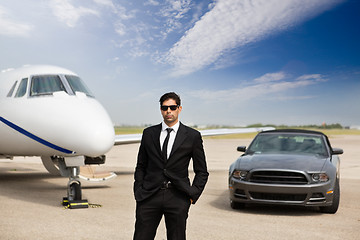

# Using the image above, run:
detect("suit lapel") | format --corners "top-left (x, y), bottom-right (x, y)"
top-left (151, 123), bottom-right (162, 157)
top-left (169, 122), bottom-right (187, 159)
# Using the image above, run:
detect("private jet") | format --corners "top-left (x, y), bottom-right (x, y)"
top-left (0, 65), bottom-right (274, 208)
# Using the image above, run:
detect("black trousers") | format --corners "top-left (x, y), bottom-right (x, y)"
top-left (133, 187), bottom-right (191, 240)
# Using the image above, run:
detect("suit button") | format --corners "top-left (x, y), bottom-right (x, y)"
top-left (164, 169), bottom-right (167, 174)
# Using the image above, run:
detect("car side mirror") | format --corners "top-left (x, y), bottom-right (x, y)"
top-left (237, 146), bottom-right (246, 152)
top-left (332, 148), bottom-right (343, 155)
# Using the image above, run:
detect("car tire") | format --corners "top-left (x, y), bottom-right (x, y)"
top-left (230, 200), bottom-right (245, 209)
top-left (320, 179), bottom-right (340, 214)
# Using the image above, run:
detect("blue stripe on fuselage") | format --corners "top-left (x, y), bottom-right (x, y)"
top-left (0, 116), bottom-right (75, 154)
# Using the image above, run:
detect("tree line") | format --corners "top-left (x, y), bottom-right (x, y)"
top-left (246, 123), bottom-right (344, 129)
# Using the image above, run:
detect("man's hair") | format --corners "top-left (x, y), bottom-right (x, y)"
top-left (159, 92), bottom-right (181, 106)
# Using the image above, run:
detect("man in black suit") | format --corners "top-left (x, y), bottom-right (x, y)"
top-left (133, 92), bottom-right (209, 240)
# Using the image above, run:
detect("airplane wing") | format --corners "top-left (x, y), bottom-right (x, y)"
top-left (114, 127), bottom-right (275, 145)
top-left (199, 127), bottom-right (275, 136)
top-left (114, 134), bottom-right (143, 145)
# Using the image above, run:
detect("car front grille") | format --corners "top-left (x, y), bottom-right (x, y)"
top-left (249, 170), bottom-right (308, 184)
top-left (249, 192), bottom-right (307, 201)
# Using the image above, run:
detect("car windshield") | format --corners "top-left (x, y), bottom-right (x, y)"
top-left (247, 133), bottom-right (328, 157)
top-left (65, 75), bottom-right (94, 97)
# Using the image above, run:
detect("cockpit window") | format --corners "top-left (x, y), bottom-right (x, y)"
top-left (15, 78), bottom-right (28, 98)
top-left (30, 75), bottom-right (66, 96)
top-left (65, 75), bottom-right (94, 97)
top-left (7, 81), bottom-right (18, 97)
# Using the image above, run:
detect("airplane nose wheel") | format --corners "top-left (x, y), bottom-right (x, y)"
top-left (68, 180), bottom-right (82, 201)
top-left (62, 166), bottom-right (89, 209)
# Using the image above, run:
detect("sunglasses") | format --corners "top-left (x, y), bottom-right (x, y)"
top-left (161, 105), bottom-right (179, 111)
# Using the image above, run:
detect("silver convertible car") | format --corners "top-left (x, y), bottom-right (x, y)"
top-left (228, 129), bottom-right (343, 213)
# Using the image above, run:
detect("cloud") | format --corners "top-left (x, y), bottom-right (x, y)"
top-left (296, 74), bottom-right (327, 82)
top-left (107, 1), bottom-right (206, 60)
top-left (0, 6), bottom-right (33, 37)
top-left (254, 72), bottom-right (287, 83)
top-left (114, 21), bottom-right (127, 36)
top-left (164, 0), bottom-right (343, 76)
top-left (49, 0), bottom-right (100, 27)
top-left (157, 0), bottom-right (192, 38)
top-left (145, 0), bottom-right (160, 6)
top-left (189, 72), bottom-right (325, 102)
top-left (93, 0), bottom-right (116, 10)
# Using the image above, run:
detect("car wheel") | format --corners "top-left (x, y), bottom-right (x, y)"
top-left (320, 179), bottom-right (340, 214)
top-left (230, 200), bottom-right (245, 209)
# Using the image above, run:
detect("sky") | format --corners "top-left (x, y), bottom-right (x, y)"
top-left (0, 0), bottom-right (359, 127)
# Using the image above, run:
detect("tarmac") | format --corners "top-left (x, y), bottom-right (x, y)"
top-left (0, 135), bottom-right (359, 240)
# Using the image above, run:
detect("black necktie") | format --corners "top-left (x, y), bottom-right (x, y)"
top-left (162, 128), bottom-right (173, 160)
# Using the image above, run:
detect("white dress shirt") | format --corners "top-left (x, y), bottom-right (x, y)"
top-left (160, 121), bottom-right (179, 159)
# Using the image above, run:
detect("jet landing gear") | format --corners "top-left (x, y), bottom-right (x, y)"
top-left (62, 166), bottom-right (89, 209)
top-left (53, 155), bottom-right (108, 209)
top-left (56, 157), bottom-right (89, 209)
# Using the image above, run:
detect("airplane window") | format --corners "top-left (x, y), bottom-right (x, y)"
top-left (65, 75), bottom-right (94, 97)
top-left (7, 81), bottom-right (18, 97)
top-left (30, 75), bottom-right (67, 96)
top-left (15, 78), bottom-right (28, 98)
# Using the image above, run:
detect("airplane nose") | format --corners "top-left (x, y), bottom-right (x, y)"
top-left (12, 95), bottom-right (115, 157)
top-left (81, 117), bottom-right (115, 157)
top-left (75, 101), bottom-right (115, 157)
top-left (52, 96), bottom-right (115, 157)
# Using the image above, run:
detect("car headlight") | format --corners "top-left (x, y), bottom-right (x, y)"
top-left (312, 173), bottom-right (329, 182)
top-left (232, 170), bottom-right (248, 180)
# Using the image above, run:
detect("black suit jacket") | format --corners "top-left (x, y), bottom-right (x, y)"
top-left (134, 122), bottom-right (209, 204)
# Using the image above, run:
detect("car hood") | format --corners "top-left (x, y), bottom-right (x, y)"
top-left (236, 154), bottom-right (328, 172)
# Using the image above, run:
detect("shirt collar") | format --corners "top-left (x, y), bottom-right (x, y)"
top-left (162, 121), bottom-right (180, 133)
